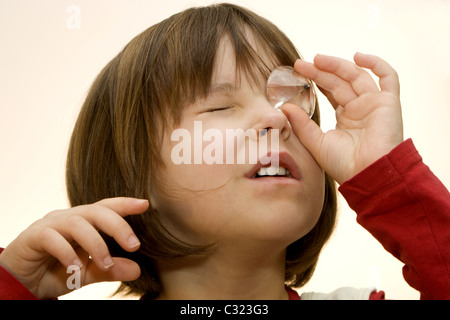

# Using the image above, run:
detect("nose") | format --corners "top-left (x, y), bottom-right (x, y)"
top-left (251, 98), bottom-right (291, 142)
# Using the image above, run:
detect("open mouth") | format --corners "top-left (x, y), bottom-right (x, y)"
top-left (246, 152), bottom-right (301, 181)
top-left (252, 165), bottom-right (293, 178)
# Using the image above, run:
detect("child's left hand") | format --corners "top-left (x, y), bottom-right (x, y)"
top-left (282, 52), bottom-right (404, 184)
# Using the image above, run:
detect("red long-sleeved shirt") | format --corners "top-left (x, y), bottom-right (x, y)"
top-left (339, 138), bottom-right (450, 299)
top-left (1, 139), bottom-right (449, 299)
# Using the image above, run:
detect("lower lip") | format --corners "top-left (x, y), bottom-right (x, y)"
top-left (246, 176), bottom-right (302, 187)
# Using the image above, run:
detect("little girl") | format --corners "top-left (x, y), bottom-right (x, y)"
top-left (0, 3), bottom-right (449, 300)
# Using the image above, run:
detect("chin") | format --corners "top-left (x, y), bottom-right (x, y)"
top-left (234, 200), bottom-right (322, 245)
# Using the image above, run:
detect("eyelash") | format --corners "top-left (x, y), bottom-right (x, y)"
top-left (207, 105), bottom-right (233, 112)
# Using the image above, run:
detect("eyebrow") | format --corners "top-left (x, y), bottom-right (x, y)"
top-left (209, 83), bottom-right (238, 95)
top-left (207, 77), bottom-right (265, 99)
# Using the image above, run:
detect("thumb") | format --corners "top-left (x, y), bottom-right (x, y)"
top-left (281, 103), bottom-right (324, 162)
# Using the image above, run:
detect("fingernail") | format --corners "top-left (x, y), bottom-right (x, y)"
top-left (72, 258), bottom-right (83, 269)
top-left (104, 256), bottom-right (115, 269)
top-left (128, 235), bottom-right (140, 248)
top-left (135, 199), bottom-right (148, 205)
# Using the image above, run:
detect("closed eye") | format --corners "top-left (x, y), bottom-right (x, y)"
top-left (206, 106), bottom-right (233, 112)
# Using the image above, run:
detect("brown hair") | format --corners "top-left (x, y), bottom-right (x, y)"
top-left (66, 3), bottom-right (337, 298)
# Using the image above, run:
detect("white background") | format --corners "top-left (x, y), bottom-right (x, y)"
top-left (1, 0), bottom-right (449, 299)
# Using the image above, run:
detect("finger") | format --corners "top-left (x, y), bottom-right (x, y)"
top-left (30, 227), bottom-right (83, 269)
top-left (281, 103), bottom-right (324, 163)
top-left (58, 215), bottom-right (115, 270)
top-left (316, 85), bottom-right (340, 109)
top-left (96, 197), bottom-right (149, 217)
top-left (294, 59), bottom-right (358, 108)
top-left (313, 54), bottom-right (380, 95)
top-left (71, 203), bottom-right (141, 252)
top-left (353, 52), bottom-right (400, 96)
top-left (83, 257), bottom-right (141, 286)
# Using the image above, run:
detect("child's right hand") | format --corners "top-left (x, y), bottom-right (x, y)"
top-left (0, 197), bottom-right (148, 299)
top-left (283, 53), bottom-right (403, 185)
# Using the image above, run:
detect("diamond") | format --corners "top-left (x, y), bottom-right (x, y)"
top-left (266, 66), bottom-right (316, 118)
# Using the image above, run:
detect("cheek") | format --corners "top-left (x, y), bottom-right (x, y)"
top-left (153, 140), bottom-right (237, 242)
top-left (303, 173), bottom-right (326, 231)
top-left (164, 124), bottom-right (248, 191)
top-left (300, 155), bottom-right (326, 225)
top-left (163, 162), bottom-right (233, 192)
top-left (150, 171), bottom-right (237, 245)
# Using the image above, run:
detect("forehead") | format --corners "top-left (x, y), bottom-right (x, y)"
top-left (211, 31), bottom-right (279, 94)
top-left (211, 37), bottom-right (237, 84)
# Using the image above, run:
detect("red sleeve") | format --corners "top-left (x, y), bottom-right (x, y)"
top-left (0, 247), bottom-right (38, 300)
top-left (339, 139), bottom-right (450, 300)
top-left (369, 290), bottom-right (386, 300)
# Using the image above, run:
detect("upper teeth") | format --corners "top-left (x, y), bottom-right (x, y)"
top-left (255, 166), bottom-right (290, 177)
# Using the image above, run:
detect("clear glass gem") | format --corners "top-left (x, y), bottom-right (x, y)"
top-left (266, 66), bottom-right (316, 117)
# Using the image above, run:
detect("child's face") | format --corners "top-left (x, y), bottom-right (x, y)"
top-left (150, 36), bottom-right (325, 250)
